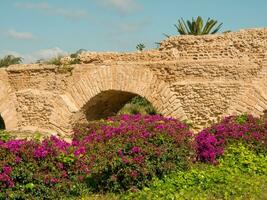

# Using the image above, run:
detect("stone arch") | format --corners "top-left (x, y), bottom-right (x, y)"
top-left (64, 65), bottom-right (187, 126)
top-left (0, 79), bottom-right (18, 130)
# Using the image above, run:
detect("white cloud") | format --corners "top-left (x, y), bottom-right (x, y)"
top-left (0, 47), bottom-right (68, 64)
top-left (7, 30), bottom-right (36, 40)
top-left (14, 2), bottom-right (88, 19)
top-left (101, 0), bottom-right (142, 14)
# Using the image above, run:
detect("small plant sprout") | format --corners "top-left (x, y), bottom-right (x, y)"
top-left (136, 43), bottom-right (146, 51)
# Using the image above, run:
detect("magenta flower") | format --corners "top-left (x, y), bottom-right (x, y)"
top-left (131, 146), bottom-right (142, 154)
top-left (15, 156), bottom-right (22, 164)
top-left (74, 146), bottom-right (86, 157)
top-left (3, 166), bottom-right (12, 174)
top-left (34, 145), bottom-right (49, 159)
top-left (130, 170), bottom-right (138, 179)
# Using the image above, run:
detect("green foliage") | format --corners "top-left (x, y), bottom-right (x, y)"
top-left (44, 56), bottom-right (63, 66)
top-left (0, 55), bottom-right (23, 68)
top-left (123, 143), bottom-right (267, 200)
top-left (235, 113), bottom-right (248, 124)
top-left (69, 49), bottom-right (86, 65)
top-left (70, 49), bottom-right (86, 58)
top-left (57, 153), bottom-right (75, 166)
top-left (36, 49), bottom-right (86, 65)
top-left (118, 96), bottom-right (157, 115)
top-left (25, 182), bottom-right (35, 191)
top-left (0, 130), bottom-right (14, 142)
top-left (31, 132), bottom-right (43, 142)
top-left (175, 16), bottom-right (223, 35)
top-left (130, 96), bottom-right (149, 106)
top-left (136, 43), bottom-right (145, 51)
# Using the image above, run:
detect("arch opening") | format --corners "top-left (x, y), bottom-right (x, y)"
top-left (73, 90), bottom-right (157, 124)
top-left (0, 114), bottom-right (5, 130)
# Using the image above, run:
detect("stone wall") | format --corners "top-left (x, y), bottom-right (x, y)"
top-left (0, 28), bottom-right (266, 135)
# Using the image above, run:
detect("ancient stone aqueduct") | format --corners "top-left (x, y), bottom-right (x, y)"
top-left (0, 28), bottom-right (266, 136)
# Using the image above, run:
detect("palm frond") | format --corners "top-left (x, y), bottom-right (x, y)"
top-left (174, 16), bottom-right (223, 35)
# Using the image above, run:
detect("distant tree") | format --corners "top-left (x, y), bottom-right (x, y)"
top-left (175, 16), bottom-right (223, 35)
top-left (136, 43), bottom-right (145, 51)
top-left (68, 49), bottom-right (87, 65)
top-left (70, 49), bottom-right (87, 58)
top-left (36, 59), bottom-right (45, 64)
top-left (0, 55), bottom-right (23, 68)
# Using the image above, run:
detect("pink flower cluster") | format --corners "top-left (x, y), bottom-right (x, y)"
top-left (0, 166), bottom-right (14, 188)
top-left (196, 114), bottom-right (267, 163)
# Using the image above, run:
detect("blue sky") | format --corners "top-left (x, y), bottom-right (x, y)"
top-left (1, 0), bottom-right (267, 63)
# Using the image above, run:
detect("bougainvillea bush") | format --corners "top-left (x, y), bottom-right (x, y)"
top-left (72, 114), bottom-right (194, 192)
top-left (196, 114), bottom-right (267, 163)
top-left (0, 114), bottom-right (194, 199)
top-left (0, 135), bottom-right (89, 199)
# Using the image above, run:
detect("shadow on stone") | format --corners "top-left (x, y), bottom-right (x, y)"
top-left (0, 114), bottom-right (5, 130)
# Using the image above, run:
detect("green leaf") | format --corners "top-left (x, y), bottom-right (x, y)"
top-left (25, 183), bottom-right (35, 190)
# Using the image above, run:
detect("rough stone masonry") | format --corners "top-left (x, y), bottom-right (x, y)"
top-left (0, 28), bottom-right (266, 136)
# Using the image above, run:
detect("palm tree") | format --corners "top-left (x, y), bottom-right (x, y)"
top-left (0, 55), bottom-right (23, 68)
top-left (175, 16), bottom-right (223, 35)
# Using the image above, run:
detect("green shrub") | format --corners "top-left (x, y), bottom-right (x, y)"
top-left (123, 143), bottom-right (267, 200)
top-left (0, 130), bottom-right (14, 142)
top-left (0, 55), bottom-right (22, 68)
top-left (118, 96), bottom-right (157, 115)
top-left (45, 56), bottom-right (63, 65)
